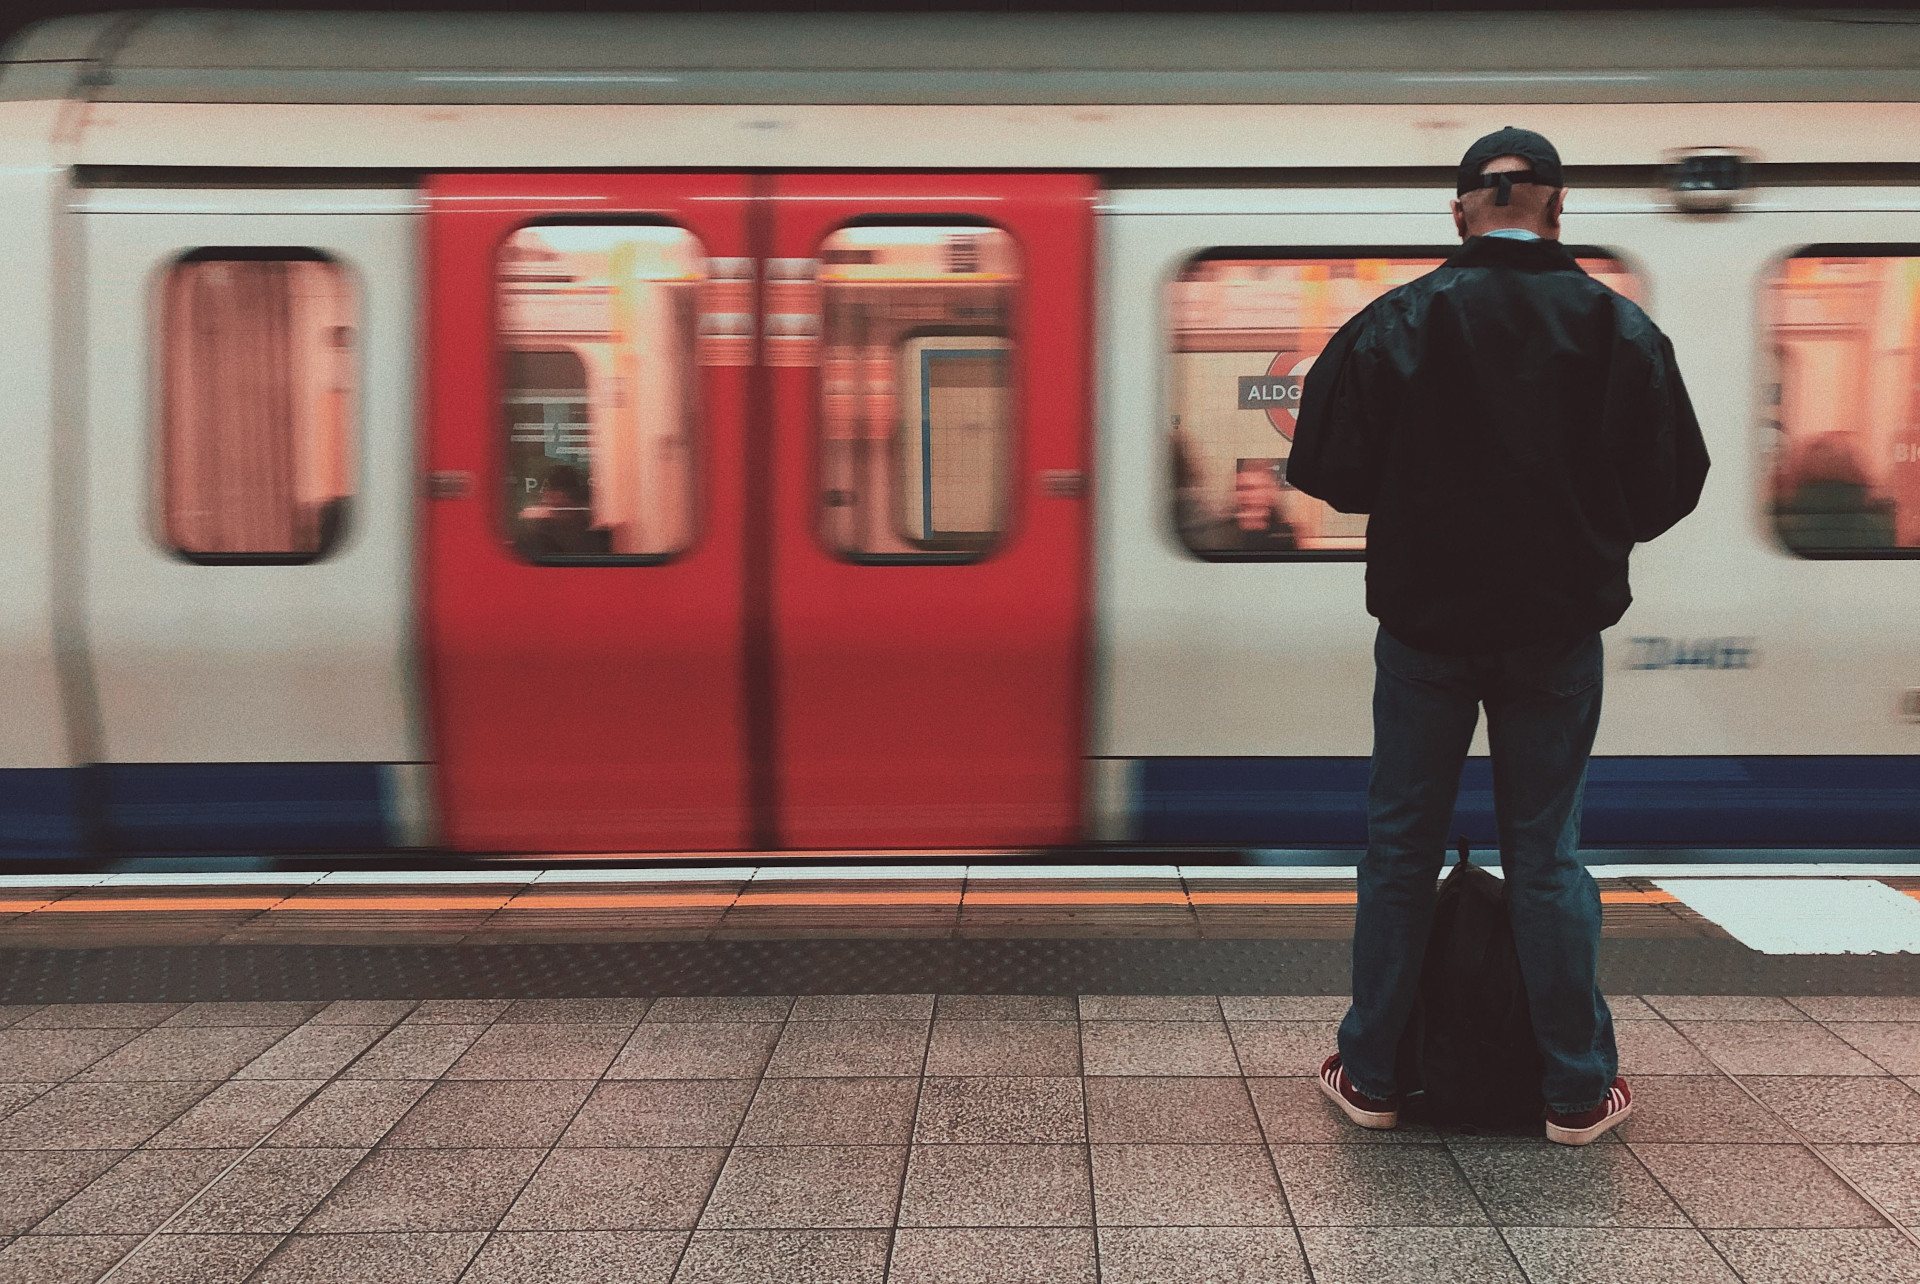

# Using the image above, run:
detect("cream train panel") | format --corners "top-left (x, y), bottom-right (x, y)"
top-left (1093, 188), bottom-right (1920, 766)
top-left (0, 101), bottom-right (77, 773)
top-left (69, 101), bottom-right (1920, 172)
top-left (78, 191), bottom-right (422, 767)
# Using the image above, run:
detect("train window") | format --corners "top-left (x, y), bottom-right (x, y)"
top-left (1767, 249), bottom-right (1920, 557)
top-left (499, 222), bottom-right (703, 564)
top-left (1167, 249), bottom-right (1643, 559)
top-left (161, 250), bottom-right (356, 563)
top-left (818, 224), bottom-right (1016, 562)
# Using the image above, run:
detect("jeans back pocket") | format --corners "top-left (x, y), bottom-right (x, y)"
top-left (1500, 633), bottom-right (1603, 699)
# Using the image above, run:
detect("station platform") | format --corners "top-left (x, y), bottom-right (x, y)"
top-left (0, 861), bottom-right (1917, 1283)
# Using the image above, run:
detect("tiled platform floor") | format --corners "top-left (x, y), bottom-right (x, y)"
top-left (0, 994), bottom-right (1917, 1283)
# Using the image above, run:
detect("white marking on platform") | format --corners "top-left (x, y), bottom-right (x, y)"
top-left (533, 867), bottom-right (757, 883)
top-left (102, 871), bottom-right (325, 886)
top-left (0, 874), bottom-right (111, 887)
top-left (1656, 879), bottom-right (1920, 955)
top-left (751, 865), bottom-right (969, 881)
top-left (313, 870), bottom-right (537, 885)
top-left (1591, 864), bottom-right (1920, 879)
top-left (966, 865), bottom-right (1182, 880)
top-left (1179, 866), bottom-right (1361, 880)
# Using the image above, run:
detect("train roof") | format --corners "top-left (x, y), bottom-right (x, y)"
top-left (7, 9), bottom-right (1920, 105)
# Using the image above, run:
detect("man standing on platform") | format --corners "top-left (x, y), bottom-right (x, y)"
top-left (1287, 127), bottom-right (1709, 1145)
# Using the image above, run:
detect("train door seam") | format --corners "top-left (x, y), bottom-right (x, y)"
top-left (745, 171), bottom-right (782, 851)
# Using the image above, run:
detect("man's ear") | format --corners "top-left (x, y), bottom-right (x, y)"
top-left (1451, 198), bottom-right (1469, 240)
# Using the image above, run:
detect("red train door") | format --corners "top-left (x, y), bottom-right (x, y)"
top-left (423, 174), bottom-right (755, 851)
top-left (766, 174), bottom-right (1095, 849)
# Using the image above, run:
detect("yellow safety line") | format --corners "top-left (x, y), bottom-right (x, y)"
top-left (274, 896), bottom-right (514, 912)
top-left (1600, 889), bottom-right (1680, 905)
top-left (499, 892), bottom-right (739, 910)
top-left (735, 890), bottom-right (959, 907)
top-left (1190, 890), bottom-right (1354, 906)
top-left (964, 889), bottom-right (1190, 906)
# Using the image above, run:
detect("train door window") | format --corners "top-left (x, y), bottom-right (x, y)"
top-left (1167, 249), bottom-right (1643, 559)
top-left (1766, 249), bottom-right (1920, 556)
top-left (160, 249), bottom-right (356, 562)
top-left (818, 224), bottom-right (1016, 561)
top-left (499, 222), bottom-right (703, 564)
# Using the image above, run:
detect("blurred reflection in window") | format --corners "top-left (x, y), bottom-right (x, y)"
top-left (1168, 251), bottom-right (1642, 559)
top-left (819, 225), bottom-right (1016, 561)
top-left (499, 223), bottom-right (703, 563)
top-left (1767, 251), bottom-right (1920, 556)
top-left (162, 251), bottom-right (355, 561)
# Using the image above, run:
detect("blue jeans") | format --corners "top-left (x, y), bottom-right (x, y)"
top-left (1337, 626), bottom-right (1618, 1114)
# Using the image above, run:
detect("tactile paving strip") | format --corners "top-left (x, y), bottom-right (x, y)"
top-left (1, 938), bottom-right (1916, 1004)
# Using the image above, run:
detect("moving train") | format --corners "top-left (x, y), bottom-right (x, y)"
top-left (5, 9), bottom-right (1920, 862)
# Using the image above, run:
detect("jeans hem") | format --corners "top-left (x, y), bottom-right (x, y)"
top-left (1351, 1074), bottom-right (1397, 1105)
top-left (1344, 1068), bottom-right (1398, 1102)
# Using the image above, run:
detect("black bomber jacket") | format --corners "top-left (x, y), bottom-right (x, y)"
top-left (1287, 234), bottom-right (1710, 655)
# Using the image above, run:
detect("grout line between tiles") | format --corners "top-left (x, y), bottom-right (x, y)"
top-left (93, 1106), bottom-right (321, 1283)
top-left (17, 1082), bottom-right (219, 1261)
top-left (880, 1012), bottom-right (936, 1281)
top-left (706, 880), bottom-right (761, 941)
top-left (1780, 996), bottom-right (1825, 1023)
top-left (1230, 1006), bottom-right (1317, 1284)
top-left (1078, 999), bottom-right (1102, 1284)
top-left (1785, 1007), bottom-right (1919, 1078)
top-left (668, 1006), bottom-right (787, 1279)
top-left (460, 1016), bottom-right (628, 1278)
top-left (1614, 1014), bottom-right (1755, 1284)
top-left (253, 1003), bottom-right (509, 1269)
top-left (1662, 1017), bottom-right (1920, 1258)
top-left (1436, 1119), bottom-right (1529, 1281)
top-left (87, 1010), bottom-right (413, 1283)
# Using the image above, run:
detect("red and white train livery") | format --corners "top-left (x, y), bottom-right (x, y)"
top-left (4, 10), bottom-right (1920, 860)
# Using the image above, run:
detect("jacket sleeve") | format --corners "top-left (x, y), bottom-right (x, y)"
top-left (1287, 309), bottom-right (1392, 514)
top-left (1611, 325), bottom-right (1710, 543)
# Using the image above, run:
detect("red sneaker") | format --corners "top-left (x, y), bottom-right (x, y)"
top-left (1545, 1078), bottom-right (1633, 1146)
top-left (1317, 1054), bottom-right (1399, 1130)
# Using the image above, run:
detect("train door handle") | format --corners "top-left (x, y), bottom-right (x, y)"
top-left (1039, 469), bottom-right (1085, 498)
top-left (427, 470), bottom-right (473, 500)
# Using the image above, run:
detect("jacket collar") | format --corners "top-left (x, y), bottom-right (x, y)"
top-left (1444, 235), bottom-right (1586, 273)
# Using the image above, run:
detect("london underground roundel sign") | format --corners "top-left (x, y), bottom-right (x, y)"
top-left (1236, 352), bottom-right (1317, 440)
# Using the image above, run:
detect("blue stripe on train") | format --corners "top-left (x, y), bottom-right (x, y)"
top-left (10, 756), bottom-right (1920, 858)
top-left (96, 763), bottom-right (387, 854)
top-left (0, 768), bottom-right (90, 857)
top-left (1137, 756), bottom-right (1920, 848)
top-left (0, 763), bottom-right (388, 859)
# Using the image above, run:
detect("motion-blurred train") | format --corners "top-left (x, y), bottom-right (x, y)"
top-left (5, 9), bottom-right (1920, 861)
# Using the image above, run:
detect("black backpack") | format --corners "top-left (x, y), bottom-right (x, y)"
top-left (1395, 841), bottom-right (1545, 1130)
